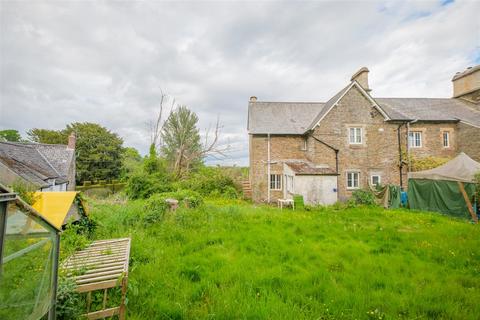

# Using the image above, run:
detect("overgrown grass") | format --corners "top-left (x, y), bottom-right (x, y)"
top-left (78, 199), bottom-right (480, 319)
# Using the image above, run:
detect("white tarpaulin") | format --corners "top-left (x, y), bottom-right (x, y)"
top-left (408, 152), bottom-right (480, 183)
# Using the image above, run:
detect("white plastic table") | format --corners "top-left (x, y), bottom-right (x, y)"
top-left (277, 199), bottom-right (295, 210)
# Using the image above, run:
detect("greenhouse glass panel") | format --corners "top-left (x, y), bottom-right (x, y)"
top-left (0, 201), bottom-right (57, 320)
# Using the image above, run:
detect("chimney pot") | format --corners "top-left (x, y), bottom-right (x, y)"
top-left (67, 132), bottom-right (76, 149)
top-left (351, 67), bottom-right (371, 92)
top-left (250, 96), bottom-right (258, 102)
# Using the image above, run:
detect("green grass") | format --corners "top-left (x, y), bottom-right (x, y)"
top-left (76, 199), bottom-right (480, 319)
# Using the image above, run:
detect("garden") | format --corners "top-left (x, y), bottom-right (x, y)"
top-left (58, 193), bottom-right (480, 319)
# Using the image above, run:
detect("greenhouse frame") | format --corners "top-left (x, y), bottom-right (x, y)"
top-left (0, 184), bottom-right (61, 320)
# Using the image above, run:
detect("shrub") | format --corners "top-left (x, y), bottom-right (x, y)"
top-left (143, 193), bottom-right (169, 225)
top-left (351, 189), bottom-right (377, 206)
top-left (222, 186), bottom-right (238, 199)
top-left (177, 166), bottom-right (239, 196)
top-left (56, 276), bottom-right (83, 320)
top-left (125, 172), bottom-right (173, 200)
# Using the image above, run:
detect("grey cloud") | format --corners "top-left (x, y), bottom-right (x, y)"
top-left (1, 0), bottom-right (479, 166)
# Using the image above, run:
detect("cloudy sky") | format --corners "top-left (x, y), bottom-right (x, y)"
top-left (1, 0), bottom-right (479, 165)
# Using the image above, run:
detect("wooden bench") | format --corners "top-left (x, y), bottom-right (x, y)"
top-left (63, 238), bottom-right (131, 320)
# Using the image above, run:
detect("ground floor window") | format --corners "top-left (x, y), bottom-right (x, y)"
top-left (347, 171), bottom-right (360, 189)
top-left (270, 174), bottom-right (282, 190)
top-left (371, 174), bottom-right (381, 186)
top-left (443, 131), bottom-right (450, 148)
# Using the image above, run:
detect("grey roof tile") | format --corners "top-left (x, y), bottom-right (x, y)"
top-left (376, 98), bottom-right (480, 125)
top-left (0, 142), bottom-right (73, 187)
top-left (248, 101), bottom-right (325, 134)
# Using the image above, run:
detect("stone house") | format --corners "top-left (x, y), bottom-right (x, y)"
top-left (0, 133), bottom-right (76, 191)
top-left (248, 65), bottom-right (480, 204)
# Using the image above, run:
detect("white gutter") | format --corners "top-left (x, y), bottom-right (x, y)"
top-left (267, 133), bottom-right (271, 203)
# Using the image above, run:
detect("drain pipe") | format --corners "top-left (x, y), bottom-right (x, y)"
top-left (406, 119), bottom-right (418, 173)
top-left (267, 133), bottom-right (271, 203)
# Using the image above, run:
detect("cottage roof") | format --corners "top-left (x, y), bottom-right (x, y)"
top-left (376, 98), bottom-right (480, 125)
top-left (248, 101), bottom-right (325, 134)
top-left (285, 161), bottom-right (337, 175)
top-left (248, 85), bottom-right (480, 135)
top-left (0, 142), bottom-right (73, 187)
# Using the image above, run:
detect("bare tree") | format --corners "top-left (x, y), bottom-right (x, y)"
top-left (148, 90), bottom-right (175, 153)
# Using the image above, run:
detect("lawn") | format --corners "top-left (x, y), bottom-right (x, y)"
top-left (76, 199), bottom-right (480, 319)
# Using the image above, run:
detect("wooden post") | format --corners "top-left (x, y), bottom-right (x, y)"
top-left (119, 275), bottom-right (128, 320)
top-left (458, 181), bottom-right (478, 223)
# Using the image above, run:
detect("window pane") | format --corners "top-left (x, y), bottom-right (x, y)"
top-left (349, 128), bottom-right (355, 143)
top-left (0, 203), bottom-right (55, 320)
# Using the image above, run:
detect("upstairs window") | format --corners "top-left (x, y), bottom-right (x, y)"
top-left (270, 174), bottom-right (282, 190)
top-left (347, 171), bottom-right (360, 189)
top-left (408, 131), bottom-right (422, 148)
top-left (349, 127), bottom-right (362, 144)
top-left (443, 131), bottom-right (450, 148)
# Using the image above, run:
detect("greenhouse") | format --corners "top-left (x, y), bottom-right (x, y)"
top-left (0, 184), bottom-right (61, 320)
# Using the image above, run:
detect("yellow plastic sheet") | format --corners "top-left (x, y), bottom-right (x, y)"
top-left (32, 192), bottom-right (78, 229)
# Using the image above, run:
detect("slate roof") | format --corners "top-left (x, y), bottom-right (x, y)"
top-left (248, 84), bottom-right (480, 134)
top-left (376, 98), bottom-right (480, 125)
top-left (0, 142), bottom-right (73, 188)
top-left (285, 161), bottom-right (337, 175)
top-left (248, 101), bottom-right (325, 134)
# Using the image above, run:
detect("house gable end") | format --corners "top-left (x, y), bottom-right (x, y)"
top-left (309, 81), bottom-right (390, 131)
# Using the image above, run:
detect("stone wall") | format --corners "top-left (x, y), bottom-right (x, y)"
top-left (457, 122), bottom-right (480, 162)
top-left (249, 85), bottom-right (480, 203)
top-left (249, 134), bottom-right (310, 202)
top-left (311, 85), bottom-right (401, 200)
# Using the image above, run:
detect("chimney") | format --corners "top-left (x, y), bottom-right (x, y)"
top-left (351, 67), bottom-right (371, 92)
top-left (452, 65), bottom-right (480, 101)
top-left (67, 132), bottom-right (76, 149)
top-left (249, 96), bottom-right (257, 102)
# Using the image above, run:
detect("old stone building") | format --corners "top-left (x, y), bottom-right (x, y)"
top-left (0, 133), bottom-right (76, 191)
top-left (248, 65), bottom-right (480, 204)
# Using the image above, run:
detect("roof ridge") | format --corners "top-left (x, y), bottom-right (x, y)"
top-left (35, 147), bottom-right (63, 177)
top-left (251, 101), bottom-right (326, 104)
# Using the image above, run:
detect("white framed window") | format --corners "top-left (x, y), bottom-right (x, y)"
top-left (286, 175), bottom-right (294, 193)
top-left (443, 131), bottom-right (450, 148)
top-left (270, 174), bottom-right (282, 190)
top-left (371, 174), bottom-right (381, 186)
top-left (349, 127), bottom-right (362, 144)
top-left (347, 171), bottom-right (360, 189)
top-left (408, 131), bottom-right (422, 148)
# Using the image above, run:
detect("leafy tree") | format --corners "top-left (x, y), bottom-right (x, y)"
top-left (27, 128), bottom-right (68, 144)
top-left (161, 106), bottom-right (202, 177)
top-left (65, 123), bottom-right (124, 183)
top-left (0, 129), bottom-right (22, 142)
top-left (144, 144), bottom-right (161, 174)
top-left (120, 147), bottom-right (143, 179)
